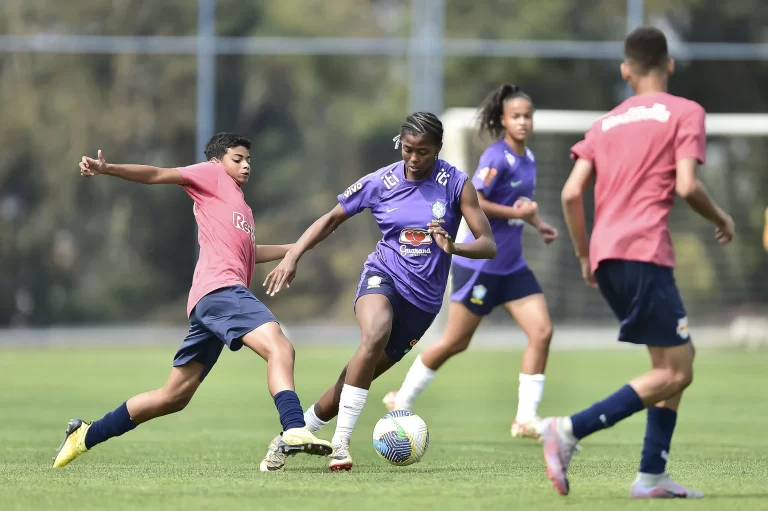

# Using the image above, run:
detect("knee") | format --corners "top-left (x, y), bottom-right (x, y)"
top-left (360, 320), bottom-right (391, 353)
top-left (161, 385), bottom-right (196, 413)
top-left (442, 335), bottom-right (472, 357)
top-left (264, 334), bottom-right (296, 362)
top-left (667, 367), bottom-right (693, 393)
top-left (530, 323), bottom-right (553, 347)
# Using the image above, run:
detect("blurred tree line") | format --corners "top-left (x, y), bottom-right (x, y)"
top-left (0, 0), bottom-right (766, 326)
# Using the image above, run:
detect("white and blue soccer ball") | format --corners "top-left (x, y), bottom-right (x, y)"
top-left (372, 410), bottom-right (429, 466)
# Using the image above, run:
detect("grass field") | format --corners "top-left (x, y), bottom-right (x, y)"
top-left (1, 345), bottom-right (767, 510)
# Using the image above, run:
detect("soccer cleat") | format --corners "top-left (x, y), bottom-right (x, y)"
top-left (511, 417), bottom-right (541, 440)
top-left (52, 418), bottom-right (91, 468)
top-left (539, 417), bottom-right (581, 496)
top-left (277, 427), bottom-right (333, 457)
top-left (630, 473), bottom-right (705, 499)
top-left (259, 434), bottom-right (288, 472)
top-left (383, 391), bottom-right (399, 412)
top-left (328, 437), bottom-right (353, 472)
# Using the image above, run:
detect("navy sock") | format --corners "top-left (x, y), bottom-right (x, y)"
top-left (570, 384), bottom-right (645, 440)
top-left (274, 390), bottom-right (305, 432)
top-left (639, 406), bottom-right (677, 474)
top-left (84, 401), bottom-right (137, 450)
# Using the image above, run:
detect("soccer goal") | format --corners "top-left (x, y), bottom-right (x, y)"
top-left (424, 108), bottom-right (768, 349)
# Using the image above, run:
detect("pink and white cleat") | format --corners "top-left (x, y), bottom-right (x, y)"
top-left (382, 391), bottom-right (398, 412)
top-left (539, 417), bottom-right (580, 496)
top-left (630, 473), bottom-right (704, 499)
top-left (511, 417), bottom-right (541, 440)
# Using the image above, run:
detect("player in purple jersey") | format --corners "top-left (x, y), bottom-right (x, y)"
top-left (384, 84), bottom-right (559, 439)
top-left (258, 112), bottom-right (496, 471)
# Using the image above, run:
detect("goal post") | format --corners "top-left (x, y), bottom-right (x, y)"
top-left (423, 108), bottom-right (768, 348)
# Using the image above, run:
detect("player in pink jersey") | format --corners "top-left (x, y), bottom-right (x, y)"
top-left (52, 133), bottom-right (332, 469)
top-left (538, 28), bottom-right (734, 498)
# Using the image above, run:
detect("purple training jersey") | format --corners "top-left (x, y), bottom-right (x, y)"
top-left (453, 139), bottom-right (537, 275)
top-left (338, 160), bottom-right (468, 314)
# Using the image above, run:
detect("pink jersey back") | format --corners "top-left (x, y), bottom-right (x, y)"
top-left (176, 162), bottom-right (256, 316)
top-left (570, 92), bottom-right (706, 272)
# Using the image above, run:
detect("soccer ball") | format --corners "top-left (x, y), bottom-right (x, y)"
top-left (372, 410), bottom-right (429, 466)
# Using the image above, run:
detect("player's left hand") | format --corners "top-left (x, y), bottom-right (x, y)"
top-left (537, 222), bottom-right (558, 244)
top-left (428, 221), bottom-right (456, 255)
top-left (579, 256), bottom-right (597, 288)
top-left (263, 257), bottom-right (298, 296)
top-left (79, 150), bottom-right (108, 176)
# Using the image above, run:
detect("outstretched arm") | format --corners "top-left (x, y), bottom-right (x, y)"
top-left (255, 245), bottom-right (294, 264)
top-left (263, 204), bottom-right (350, 295)
top-left (79, 150), bottom-right (187, 185)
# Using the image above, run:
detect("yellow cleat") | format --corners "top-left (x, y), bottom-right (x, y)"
top-left (278, 427), bottom-right (333, 457)
top-left (52, 418), bottom-right (91, 468)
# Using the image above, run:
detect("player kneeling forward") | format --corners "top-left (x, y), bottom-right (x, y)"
top-left (52, 133), bottom-right (331, 469)
top-left (259, 112), bottom-right (496, 471)
top-left (384, 84), bottom-right (558, 439)
top-left (540, 27), bottom-right (734, 499)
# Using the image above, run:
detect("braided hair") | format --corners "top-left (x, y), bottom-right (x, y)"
top-left (393, 112), bottom-right (444, 150)
top-left (476, 84), bottom-right (533, 139)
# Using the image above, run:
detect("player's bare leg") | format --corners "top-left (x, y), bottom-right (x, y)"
top-left (540, 342), bottom-right (697, 496)
top-left (53, 362), bottom-right (204, 468)
top-left (242, 322), bottom-right (332, 461)
top-left (504, 294), bottom-right (553, 439)
top-left (386, 302), bottom-right (482, 412)
top-left (629, 342), bottom-right (702, 498)
top-left (260, 352), bottom-right (394, 472)
top-left (321, 294), bottom-right (395, 471)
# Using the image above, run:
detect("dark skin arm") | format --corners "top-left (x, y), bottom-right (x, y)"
top-left (428, 180), bottom-right (496, 259)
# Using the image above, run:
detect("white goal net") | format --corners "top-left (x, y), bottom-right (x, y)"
top-left (425, 108), bottom-right (768, 348)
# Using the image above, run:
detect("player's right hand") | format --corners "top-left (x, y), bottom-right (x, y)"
top-left (79, 150), bottom-right (108, 176)
top-left (715, 215), bottom-right (734, 245)
top-left (579, 257), bottom-right (597, 288)
top-left (513, 199), bottom-right (538, 221)
top-left (263, 257), bottom-right (297, 296)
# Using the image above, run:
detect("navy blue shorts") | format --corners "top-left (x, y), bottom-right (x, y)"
top-left (449, 264), bottom-right (543, 316)
top-left (174, 285), bottom-right (277, 381)
top-left (355, 270), bottom-right (437, 362)
top-left (595, 260), bottom-right (690, 347)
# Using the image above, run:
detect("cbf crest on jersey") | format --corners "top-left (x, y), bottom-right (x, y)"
top-left (431, 200), bottom-right (446, 222)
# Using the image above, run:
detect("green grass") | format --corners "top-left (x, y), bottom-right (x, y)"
top-left (1, 345), bottom-right (767, 510)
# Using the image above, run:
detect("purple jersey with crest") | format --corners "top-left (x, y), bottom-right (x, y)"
top-left (338, 160), bottom-right (468, 314)
top-left (453, 139), bottom-right (537, 275)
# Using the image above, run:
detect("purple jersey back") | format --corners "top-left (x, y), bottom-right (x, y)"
top-left (453, 139), bottom-right (536, 275)
top-left (338, 160), bottom-right (468, 314)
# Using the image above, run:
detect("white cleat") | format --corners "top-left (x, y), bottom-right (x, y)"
top-left (328, 438), bottom-right (353, 472)
top-left (630, 473), bottom-right (705, 499)
top-left (511, 417), bottom-right (541, 440)
top-left (383, 391), bottom-right (399, 412)
top-left (259, 435), bottom-right (287, 472)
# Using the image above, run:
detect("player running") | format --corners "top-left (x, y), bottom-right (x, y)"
top-left (259, 112), bottom-right (497, 471)
top-left (383, 84), bottom-right (557, 440)
top-left (52, 133), bottom-right (332, 468)
top-left (539, 27), bottom-right (734, 498)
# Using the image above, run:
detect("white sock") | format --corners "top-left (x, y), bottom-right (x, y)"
top-left (394, 355), bottom-right (437, 411)
top-left (332, 384), bottom-right (368, 444)
top-left (516, 373), bottom-right (546, 422)
top-left (303, 404), bottom-right (328, 433)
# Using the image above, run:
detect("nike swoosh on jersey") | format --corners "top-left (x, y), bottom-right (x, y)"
top-left (510, 180), bottom-right (523, 187)
top-left (386, 207), bottom-right (399, 213)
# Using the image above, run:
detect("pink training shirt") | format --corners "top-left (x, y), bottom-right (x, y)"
top-left (176, 162), bottom-right (256, 316)
top-left (570, 92), bottom-right (706, 273)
